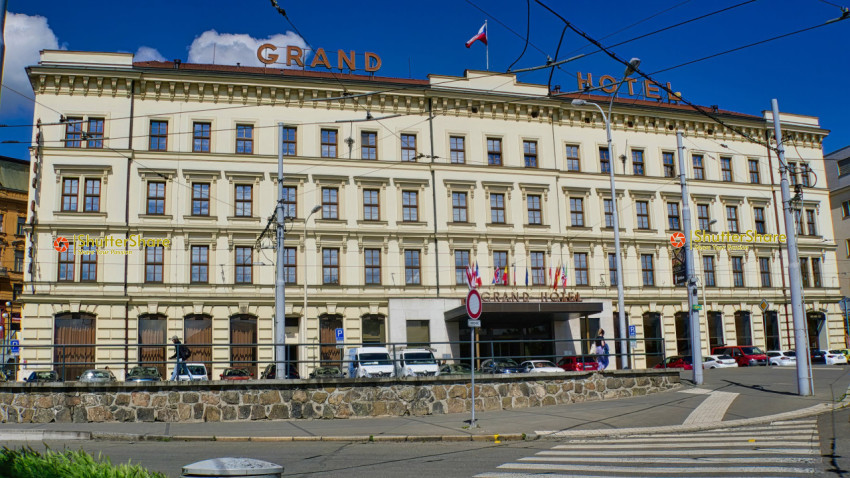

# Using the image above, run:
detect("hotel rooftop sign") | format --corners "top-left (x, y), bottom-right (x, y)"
top-left (257, 44), bottom-right (382, 72)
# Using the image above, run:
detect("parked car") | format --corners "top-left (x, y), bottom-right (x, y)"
top-left (77, 369), bottom-right (117, 383)
top-left (654, 356), bottom-right (694, 370)
top-left (220, 367), bottom-right (253, 380)
top-left (348, 347), bottom-right (394, 378)
top-left (766, 351), bottom-right (796, 367)
top-left (308, 366), bottom-right (344, 379)
top-left (520, 360), bottom-right (563, 373)
top-left (556, 355), bottom-right (599, 372)
top-left (439, 363), bottom-right (472, 375)
top-left (24, 370), bottom-right (61, 383)
top-left (703, 354), bottom-right (738, 369)
top-left (811, 350), bottom-right (848, 365)
top-left (711, 345), bottom-right (768, 367)
top-left (829, 350), bottom-right (850, 363)
top-left (175, 363), bottom-right (209, 381)
top-left (394, 348), bottom-right (440, 377)
top-left (125, 366), bottom-right (163, 382)
top-left (260, 363), bottom-right (301, 379)
top-left (479, 358), bottom-right (525, 374)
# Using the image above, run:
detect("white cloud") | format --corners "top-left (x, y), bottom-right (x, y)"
top-left (1, 13), bottom-right (60, 116)
top-left (187, 30), bottom-right (308, 68)
top-left (135, 46), bottom-right (166, 62)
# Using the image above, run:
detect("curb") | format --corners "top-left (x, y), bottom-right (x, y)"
top-left (88, 432), bottom-right (531, 443)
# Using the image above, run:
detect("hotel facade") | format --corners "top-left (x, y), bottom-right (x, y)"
top-left (18, 50), bottom-right (845, 380)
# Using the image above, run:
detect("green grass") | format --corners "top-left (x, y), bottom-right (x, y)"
top-left (0, 446), bottom-right (166, 478)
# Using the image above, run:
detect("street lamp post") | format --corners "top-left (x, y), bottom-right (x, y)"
top-left (571, 57), bottom-right (640, 370)
top-left (302, 205), bottom-right (321, 376)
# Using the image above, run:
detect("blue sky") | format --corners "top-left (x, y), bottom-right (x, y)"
top-left (2, 0), bottom-right (848, 159)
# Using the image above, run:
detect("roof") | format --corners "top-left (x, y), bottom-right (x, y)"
top-left (825, 145), bottom-right (850, 159)
top-left (0, 156), bottom-right (30, 192)
top-left (556, 92), bottom-right (761, 120)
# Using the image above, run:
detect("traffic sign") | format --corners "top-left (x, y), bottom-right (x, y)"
top-left (468, 319), bottom-right (481, 328)
top-left (839, 297), bottom-right (850, 313)
top-left (759, 299), bottom-right (770, 313)
top-left (335, 328), bottom-right (344, 342)
top-left (10, 339), bottom-right (19, 354)
top-left (628, 325), bottom-right (636, 337)
top-left (692, 304), bottom-right (703, 311)
top-left (466, 289), bottom-right (482, 320)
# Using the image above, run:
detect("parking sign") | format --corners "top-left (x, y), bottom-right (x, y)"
top-left (10, 339), bottom-right (19, 354)
top-left (335, 328), bottom-right (344, 342)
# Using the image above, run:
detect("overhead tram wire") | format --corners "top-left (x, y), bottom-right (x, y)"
top-left (507, 0), bottom-right (532, 72)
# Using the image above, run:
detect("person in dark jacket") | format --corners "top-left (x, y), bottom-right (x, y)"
top-left (168, 336), bottom-right (191, 380)
top-left (594, 329), bottom-right (609, 370)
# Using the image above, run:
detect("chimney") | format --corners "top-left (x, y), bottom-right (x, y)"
top-left (173, 59), bottom-right (182, 69)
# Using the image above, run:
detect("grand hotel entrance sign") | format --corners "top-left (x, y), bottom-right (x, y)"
top-left (480, 290), bottom-right (582, 303)
top-left (257, 44), bottom-right (382, 72)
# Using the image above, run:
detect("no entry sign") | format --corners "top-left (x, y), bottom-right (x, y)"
top-left (466, 289), bottom-right (482, 320)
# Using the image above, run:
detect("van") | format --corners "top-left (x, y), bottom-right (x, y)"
top-left (347, 347), bottom-right (394, 378)
top-left (394, 348), bottom-right (440, 377)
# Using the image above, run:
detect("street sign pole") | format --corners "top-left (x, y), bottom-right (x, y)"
top-left (465, 289), bottom-right (482, 428)
top-left (841, 297), bottom-right (850, 347)
top-left (677, 131), bottom-right (703, 385)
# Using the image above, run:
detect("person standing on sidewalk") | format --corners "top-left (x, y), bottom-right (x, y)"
top-left (169, 336), bottom-right (191, 380)
top-left (595, 329), bottom-right (609, 370)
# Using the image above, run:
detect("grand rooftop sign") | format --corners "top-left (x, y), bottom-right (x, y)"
top-left (257, 44), bottom-right (382, 72)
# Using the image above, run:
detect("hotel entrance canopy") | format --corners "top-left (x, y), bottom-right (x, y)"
top-left (444, 301), bottom-right (604, 321)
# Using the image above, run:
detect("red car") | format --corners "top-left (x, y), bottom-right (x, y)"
top-left (557, 355), bottom-right (600, 372)
top-left (712, 345), bottom-right (767, 367)
top-left (219, 367), bottom-right (253, 380)
top-left (654, 356), bottom-right (694, 370)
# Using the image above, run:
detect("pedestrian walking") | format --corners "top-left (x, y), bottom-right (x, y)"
top-left (169, 336), bottom-right (191, 381)
top-left (595, 329), bottom-right (609, 370)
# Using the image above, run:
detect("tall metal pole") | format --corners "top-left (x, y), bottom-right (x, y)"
top-left (0, 0), bottom-right (7, 110)
top-left (275, 123), bottom-right (287, 378)
top-left (470, 329), bottom-right (476, 426)
top-left (677, 131), bottom-right (703, 385)
top-left (770, 99), bottom-right (811, 396)
top-left (604, 106), bottom-right (627, 371)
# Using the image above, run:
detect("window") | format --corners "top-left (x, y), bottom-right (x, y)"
top-left (693, 154), bottom-right (704, 180)
top-left (847, 239), bottom-right (850, 258)
top-left (801, 164), bottom-right (811, 187)
top-left (401, 134), bottom-right (416, 162)
top-left (800, 257), bottom-right (810, 287)
top-left (842, 200), bottom-right (850, 218)
top-left (365, 248), bottom-right (381, 285)
top-left (812, 258), bottom-right (822, 288)
top-left (749, 159), bottom-right (760, 184)
top-left (574, 253), bottom-right (588, 286)
top-left (703, 256), bottom-right (716, 287)
top-left (566, 145), bottom-right (580, 171)
top-left (192, 183), bottom-right (210, 216)
top-left (362, 315), bottom-right (386, 344)
top-left (282, 126), bottom-right (296, 156)
top-left (58, 242), bottom-right (75, 281)
top-left (663, 152), bottom-right (675, 178)
top-left (641, 254), bottom-right (655, 286)
top-left (235, 124), bottom-right (253, 154)
top-left (84, 118), bottom-right (104, 149)
top-left (14, 249), bottom-right (24, 273)
top-left (487, 138), bottom-right (502, 166)
top-left (146, 182), bottom-right (165, 215)
top-left (192, 122), bottom-right (211, 152)
top-left (493, 251), bottom-right (508, 285)
top-left (16, 217), bottom-right (25, 236)
top-left (64, 117), bottom-right (83, 148)
top-left (145, 246), bottom-right (163, 283)
top-left (600, 147), bottom-right (610, 173)
top-left (608, 253), bottom-right (617, 286)
top-left (789, 163), bottom-right (798, 186)
top-left (405, 250), bottom-right (421, 285)
top-left (805, 209), bottom-right (817, 236)
top-left (82, 179), bottom-right (101, 212)
top-left (720, 157), bottom-right (732, 182)
top-left (726, 206), bottom-right (739, 233)
top-left (452, 192), bottom-right (467, 223)
top-left (322, 187), bottom-right (338, 219)
top-left (282, 186), bottom-right (296, 219)
top-left (570, 197), bottom-right (584, 227)
top-left (667, 202), bottom-right (680, 230)
top-left (323, 248), bottom-right (339, 284)
top-left (79, 245), bottom-right (96, 280)
top-left (283, 247), bottom-right (296, 284)
top-left (455, 250), bottom-right (470, 285)
top-left (149, 120), bottom-right (167, 151)
top-left (450, 136), bottom-right (465, 164)
top-left (363, 189), bottom-right (380, 221)
top-left (406, 320), bottom-right (430, 347)
top-left (759, 257), bottom-right (771, 287)
top-left (235, 246), bottom-right (252, 284)
top-left (632, 150), bottom-right (645, 175)
top-left (754, 207), bottom-right (766, 234)
top-left (603, 199), bottom-right (614, 228)
top-left (321, 129), bottom-right (338, 158)
top-left (62, 178), bottom-right (79, 211)
top-left (635, 201), bottom-right (650, 229)
top-left (531, 251), bottom-right (545, 285)
top-left (732, 256), bottom-right (744, 287)
top-left (191, 245), bottom-right (209, 283)
top-left (361, 131), bottom-right (377, 160)
top-left (234, 185), bottom-right (252, 217)
top-left (402, 191), bottom-right (418, 222)
top-left (697, 204), bottom-right (711, 230)
top-left (12, 283), bottom-right (21, 301)
top-left (523, 140), bottom-right (538, 168)
top-left (490, 193), bottom-right (505, 223)
top-left (528, 195), bottom-right (542, 225)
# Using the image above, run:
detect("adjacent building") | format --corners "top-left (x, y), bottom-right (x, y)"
top-left (18, 49), bottom-right (845, 380)
top-left (826, 145), bottom-right (850, 345)
top-left (0, 155), bottom-right (28, 375)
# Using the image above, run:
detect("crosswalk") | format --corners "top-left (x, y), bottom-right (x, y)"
top-left (475, 419), bottom-right (822, 477)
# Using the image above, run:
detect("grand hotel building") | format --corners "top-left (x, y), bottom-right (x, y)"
top-left (17, 50), bottom-right (844, 379)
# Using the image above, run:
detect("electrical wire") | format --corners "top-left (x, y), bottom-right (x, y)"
top-left (507, 0), bottom-right (532, 72)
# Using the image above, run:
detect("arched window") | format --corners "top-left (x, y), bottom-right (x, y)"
top-left (675, 312), bottom-right (690, 356)
top-left (54, 312), bottom-right (96, 381)
top-left (642, 312), bottom-right (663, 368)
top-left (807, 311), bottom-right (826, 350)
top-left (361, 314), bottom-right (386, 344)
top-left (138, 313), bottom-right (167, 377)
top-left (707, 312), bottom-right (724, 349)
top-left (230, 314), bottom-right (258, 376)
top-left (734, 311), bottom-right (752, 345)
top-left (184, 314), bottom-right (212, 379)
top-left (319, 314), bottom-right (343, 367)
top-left (763, 311), bottom-right (780, 351)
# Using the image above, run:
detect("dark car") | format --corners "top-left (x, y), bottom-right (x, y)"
top-left (654, 356), bottom-right (694, 370)
top-left (479, 358), bottom-right (525, 374)
top-left (260, 363), bottom-right (301, 380)
top-left (308, 366), bottom-right (344, 379)
top-left (24, 370), bottom-right (62, 383)
top-left (557, 355), bottom-right (600, 372)
top-left (439, 363), bottom-right (472, 375)
top-left (126, 366), bottom-right (162, 382)
top-left (220, 367), bottom-right (253, 381)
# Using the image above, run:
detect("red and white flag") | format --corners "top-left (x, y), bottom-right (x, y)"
top-left (465, 23), bottom-right (488, 48)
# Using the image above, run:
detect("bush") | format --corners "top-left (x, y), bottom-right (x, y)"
top-left (0, 446), bottom-right (166, 478)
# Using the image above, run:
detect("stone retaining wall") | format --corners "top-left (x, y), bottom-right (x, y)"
top-left (0, 370), bottom-right (679, 424)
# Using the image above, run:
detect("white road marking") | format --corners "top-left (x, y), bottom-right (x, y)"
top-left (683, 390), bottom-right (739, 424)
top-left (496, 463), bottom-right (817, 474)
top-left (522, 456), bottom-right (819, 464)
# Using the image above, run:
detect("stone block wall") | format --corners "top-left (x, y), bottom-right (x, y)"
top-left (0, 370), bottom-right (679, 424)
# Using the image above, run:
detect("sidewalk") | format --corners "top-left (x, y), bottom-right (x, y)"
top-left (2, 366), bottom-right (847, 442)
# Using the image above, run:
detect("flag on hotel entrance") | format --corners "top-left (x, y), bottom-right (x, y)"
top-left (465, 22), bottom-right (488, 48)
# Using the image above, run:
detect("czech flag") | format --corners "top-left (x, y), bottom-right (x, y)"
top-left (465, 23), bottom-right (488, 48)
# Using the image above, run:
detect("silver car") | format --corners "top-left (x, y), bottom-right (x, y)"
top-left (77, 369), bottom-right (117, 383)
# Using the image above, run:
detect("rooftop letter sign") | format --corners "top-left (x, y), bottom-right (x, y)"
top-left (257, 44), bottom-right (382, 72)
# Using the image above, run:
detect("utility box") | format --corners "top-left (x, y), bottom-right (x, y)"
top-left (182, 458), bottom-right (283, 478)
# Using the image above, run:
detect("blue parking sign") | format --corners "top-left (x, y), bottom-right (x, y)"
top-left (10, 339), bottom-right (19, 354)
top-left (628, 325), bottom-right (636, 337)
top-left (335, 328), bottom-right (344, 342)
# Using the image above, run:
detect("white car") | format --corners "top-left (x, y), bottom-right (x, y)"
top-left (702, 354), bottom-right (738, 369)
top-left (823, 351), bottom-right (848, 365)
top-left (766, 350), bottom-right (796, 367)
top-left (176, 363), bottom-right (208, 381)
top-left (520, 360), bottom-right (564, 373)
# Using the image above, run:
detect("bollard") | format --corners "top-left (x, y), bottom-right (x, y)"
top-left (182, 457), bottom-right (284, 478)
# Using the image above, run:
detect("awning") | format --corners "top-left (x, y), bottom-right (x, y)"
top-left (445, 301), bottom-right (604, 322)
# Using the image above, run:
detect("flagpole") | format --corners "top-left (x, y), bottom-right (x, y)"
top-left (485, 20), bottom-right (489, 71)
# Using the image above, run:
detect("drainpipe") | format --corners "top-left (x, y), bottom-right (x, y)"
top-left (428, 98), bottom-right (440, 297)
top-left (765, 134), bottom-right (791, 350)
top-left (124, 79), bottom-right (136, 376)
